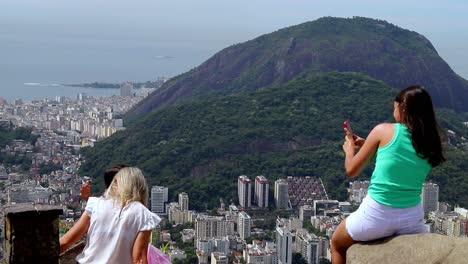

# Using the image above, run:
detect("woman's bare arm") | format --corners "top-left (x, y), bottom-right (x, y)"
top-left (59, 212), bottom-right (91, 253)
top-left (343, 124), bottom-right (389, 177)
top-left (132, 230), bottom-right (151, 264)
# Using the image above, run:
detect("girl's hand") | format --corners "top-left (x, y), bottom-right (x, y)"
top-left (343, 134), bottom-right (358, 155)
top-left (344, 127), bottom-right (365, 150)
top-left (80, 180), bottom-right (91, 201)
top-left (354, 136), bottom-right (365, 149)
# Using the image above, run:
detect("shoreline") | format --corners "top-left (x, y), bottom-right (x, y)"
top-left (62, 82), bottom-right (120, 89)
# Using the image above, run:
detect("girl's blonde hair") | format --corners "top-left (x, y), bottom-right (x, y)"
top-left (107, 167), bottom-right (149, 208)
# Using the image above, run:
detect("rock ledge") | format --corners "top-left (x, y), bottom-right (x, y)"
top-left (347, 234), bottom-right (468, 264)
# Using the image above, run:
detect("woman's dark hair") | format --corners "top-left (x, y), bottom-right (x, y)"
top-left (104, 164), bottom-right (129, 188)
top-left (395, 85), bottom-right (446, 167)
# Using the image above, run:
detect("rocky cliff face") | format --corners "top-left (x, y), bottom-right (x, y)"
top-left (126, 16), bottom-right (468, 122)
top-left (347, 234), bottom-right (468, 264)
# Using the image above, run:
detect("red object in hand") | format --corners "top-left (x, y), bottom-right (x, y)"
top-left (343, 120), bottom-right (357, 140)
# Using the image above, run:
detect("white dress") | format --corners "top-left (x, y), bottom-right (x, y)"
top-left (76, 197), bottom-right (161, 264)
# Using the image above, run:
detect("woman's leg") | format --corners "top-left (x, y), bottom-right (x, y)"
top-left (331, 218), bottom-right (355, 264)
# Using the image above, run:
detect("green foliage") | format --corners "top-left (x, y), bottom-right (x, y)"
top-left (13, 127), bottom-right (40, 144)
top-left (0, 127), bottom-right (39, 148)
top-left (0, 154), bottom-right (31, 170)
top-left (80, 72), bottom-right (468, 210)
top-left (0, 128), bottom-right (14, 147)
top-left (39, 161), bottom-right (62, 175)
top-left (319, 258), bottom-right (332, 264)
top-left (292, 253), bottom-right (308, 264)
top-left (304, 221), bottom-right (327, 238)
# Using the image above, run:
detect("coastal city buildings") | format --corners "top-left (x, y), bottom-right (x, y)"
top-left (299, 205), bottom-right (314, 221)
top-left (238, 211), bottom-right (251, 240)
top-left (285, 176), bottom-right (328, 209)
top-left (179, 192), bottom-right (189, 211)
top-left (243, 241), bottom-right (278, 264)
top-left (276, 219), bottom-right (293, 264)
top-left (313, 200), bottom-right (340, 217)
top-left (151, 185), bottom-right (169, 214)
top-left (274, 179), bottom-right (289, 209)
top-left (348, 180), bottom-right (369, 204)
top-left (296, 232), bottom-right (320, 264)
top-left (254, 175), bottom-right (269, 208)
top-left (211, 252), bottom-right (228, 264)
top-left (168, 192), bottom-right (193, 224)
top-left (422, 182), bottom-right (439, 214)
top-left (238, 175), bottom-right (252, 208)
top-left (0, 94), bottom-right (143, 141)
top-left (195, 215), bottom-right (235, 240)
top-left (120, 81), bottom-right (134, 97)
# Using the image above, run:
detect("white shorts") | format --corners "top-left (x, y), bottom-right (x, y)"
top-left (346, 195), bottom-right (427, 241)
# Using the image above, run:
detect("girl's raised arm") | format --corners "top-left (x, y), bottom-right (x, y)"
top-left (59, 212), bottom-right (91, 253)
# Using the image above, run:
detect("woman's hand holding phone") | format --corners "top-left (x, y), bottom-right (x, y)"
top-left (343, 120), bottom-right (365, 151)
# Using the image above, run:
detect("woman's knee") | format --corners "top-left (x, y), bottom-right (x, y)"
top-left (331, 220), bottom-right (354, 251)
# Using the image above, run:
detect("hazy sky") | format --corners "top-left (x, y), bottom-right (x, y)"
top-left (1, 0), bottom-right (467, 81)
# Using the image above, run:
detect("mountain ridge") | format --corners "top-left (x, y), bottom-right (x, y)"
top-left (126, 16), bottom-right (468, 123)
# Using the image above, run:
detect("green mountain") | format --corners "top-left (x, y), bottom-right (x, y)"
top-left (80, 72), bottom-right (468, 209)
top-left (126, 16), bottom-right (468, 123)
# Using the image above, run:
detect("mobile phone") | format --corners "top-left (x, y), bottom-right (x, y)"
top-left (343, 120), bottom-right (353, 135)
top-left (343, 120), bottom-right (358, 140)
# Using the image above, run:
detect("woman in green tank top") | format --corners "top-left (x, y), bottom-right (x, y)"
top-left (331, 86), bottom-right (445, 264)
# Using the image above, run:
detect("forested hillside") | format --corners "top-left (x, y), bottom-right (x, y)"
top-left (80, 72), bottom-right (468, 209)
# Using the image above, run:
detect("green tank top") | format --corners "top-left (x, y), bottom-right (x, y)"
top-left (368, 123), bottom-right (431, 208)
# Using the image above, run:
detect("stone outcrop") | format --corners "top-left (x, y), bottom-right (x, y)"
top-left (3, 203), bottom-right (63, 264)
top-left (60, 241), bottom-right (85, 264)
top-left (347, 233), bottom-right (468, 264)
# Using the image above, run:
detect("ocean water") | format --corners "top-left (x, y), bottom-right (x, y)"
top-left (0, 52), bottom-right (209, 103)
top-left (0, 29), bottom-right (220, 103)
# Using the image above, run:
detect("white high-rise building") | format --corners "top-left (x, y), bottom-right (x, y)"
top-left (255, 175), bottom-right (269, 208)
top-left (195, 215), bottom-right (235, 240)
top-left (179, 192), bottom-right (189, 211)
top-left (296, 232), bottom-right (320, 264)
top-left (151, 186), bottom-right (168, 214)
top-left (299, 205), bottom-right (314, 222)
top-left (211, 252), bottom-right (228, 264)
top-left (313, 200), bottom-right (340, 216)
top-left (120, 81), bottom-right (133, 97)
top-left (238, 211), bottom-right (251, 240)
top-left (243, 241), bottom-right (278, 264)
top-left (276, 225), bottom-right (292, 264)
top-left (238, 175), bottom-right (252, 208)
top-left (422, 182), bottom-right (439, 214)
top-left (274, 179), bottom-right (289, 209)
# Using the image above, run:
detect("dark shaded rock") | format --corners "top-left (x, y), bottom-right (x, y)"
top-left (347, 234), bottom-right (468, 264)
top-left (3, 203), bottom-right (63, 264)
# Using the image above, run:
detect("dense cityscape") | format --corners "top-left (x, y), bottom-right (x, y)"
top-left (0, 83), bottom-right (151, 258)
top-left (2, 0), bottom-right (468, 261)
top-left (0, 83), bottom-right (466, 263)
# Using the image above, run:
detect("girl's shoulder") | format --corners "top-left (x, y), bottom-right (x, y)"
top-left (126, 201), bottom-right (151, 213)
top-left (371, 123), bottom-right (397, 147)
top-left (374, 123), bottom-right (395, 131)
top-left (125, 202), bottom-right (162, 227)
top-left (369, 123), bottom-right (395, 138)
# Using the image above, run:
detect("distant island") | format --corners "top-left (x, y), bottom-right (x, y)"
top-left (64, 79), bottom-right (167, 89)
